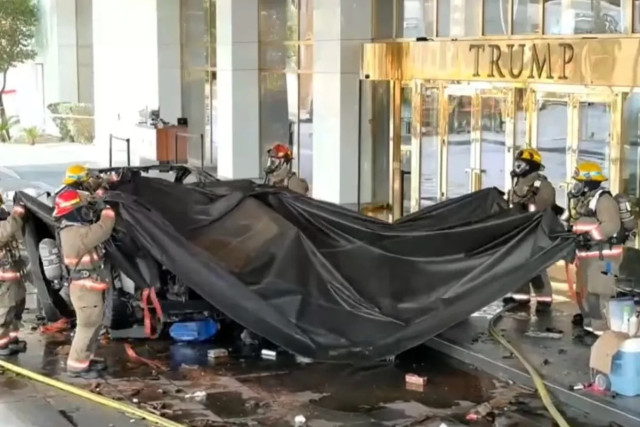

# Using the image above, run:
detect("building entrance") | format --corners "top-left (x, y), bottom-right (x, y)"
top-left (393, 83), bottom-right (621, 221)
top-left (531, 90), bottom-right (618, 209)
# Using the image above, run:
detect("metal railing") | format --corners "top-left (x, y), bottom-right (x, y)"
top-left (108, 134), bottom-right (131, 167)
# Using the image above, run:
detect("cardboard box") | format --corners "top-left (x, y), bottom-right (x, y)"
top-left (589, 330), bottom-right (629, 374)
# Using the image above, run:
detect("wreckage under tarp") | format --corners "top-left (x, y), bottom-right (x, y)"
top-left (18, 176), bottom-right (575, 360)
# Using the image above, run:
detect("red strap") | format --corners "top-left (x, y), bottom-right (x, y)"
top-left (565, 260), bottom-right (585, 303)
top-left (40, 318), bottom-right (70, 334)
top-left (124, 343), bottom-right (168, 371)
top-left (142, 287), bottom-right (164, 339)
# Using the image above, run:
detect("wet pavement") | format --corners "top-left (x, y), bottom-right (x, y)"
top-left (0, 310), bottom-right (606, 427)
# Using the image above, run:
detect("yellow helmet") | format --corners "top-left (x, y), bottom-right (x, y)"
top-left (515, 148), bottom-right (543, 165)
top-left (573, 161), bottom-right (607, 182)
top-left (63, 164), bottom-right (90, 185)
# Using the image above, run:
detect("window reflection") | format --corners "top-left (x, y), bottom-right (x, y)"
top-left (446, 95), bottom-right (472, 198)
top-left (421, 87), bottom-right (439, 206)
top-left (258, 0), bottom-right (314, 183)
top-left (622, 93), bottom-right (640, 224)
top-left (513, 0), bottom-right (541, 34)
top-left (402, 0), bottom-right (436, 38)
top-left (484, 0), bottom-right (509, 35)
top-left (536, 98), bottom-right (569, 208)
top-left (437, 0), bottom-right (481, 37)
top-left (577, 102), bottom-right (611, 179)
top-left (480, 97), bottom-right (506, 190)
top-left (544, 0), bottom-right (629, 34)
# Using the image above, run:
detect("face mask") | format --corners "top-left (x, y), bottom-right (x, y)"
top-left (264, 156), bottom-right (280, 174)
top-left (511, 159), bottom-right (529, 178)
top-left (568, 181), bottom-right (585, 198)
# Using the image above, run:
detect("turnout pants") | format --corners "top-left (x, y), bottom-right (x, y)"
top-left (67, 283), bottom-right (105, 372)
top-left (0, 279), bottom-right (26, 347)
top-left (576, 255), bottom-right (621, 332)
top-left (508, 271), bottom-right (553, 303)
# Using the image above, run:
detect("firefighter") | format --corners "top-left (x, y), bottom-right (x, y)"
top-left (0, 200), bottom-right (27, 356)
top-left (53, 188), bottom-right (116, 378)
top-left (59, 164), bottom-right (108, 199)
top-left (503, 148), bottom-right (556, 311)
top-left (264, 143), bottom-right (310, 195)
top-left (569, 161), bottom-right (622, 336)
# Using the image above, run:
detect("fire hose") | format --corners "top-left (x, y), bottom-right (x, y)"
top-left (488, 303), bottom-right (571, 427)
top-left (0, 358), bottom-right (185, 427)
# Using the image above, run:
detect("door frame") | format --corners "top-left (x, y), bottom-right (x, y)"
top-left (442, 85), bottom-right (515, 196)
top-left (529, 89), bottom-right (623, 200)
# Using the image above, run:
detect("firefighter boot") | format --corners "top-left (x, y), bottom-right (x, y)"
top-left (8, 335), bottom-right (27, 353)
top-left (532, 272), bottom-right (553, 314)
top-left (583, 293), bottom-right (607, 336)
top-left (503, 283), bottom-right (531, 307)
top-left (67, 366), bottom-right (101, 379)
top-left (90, 357), bottom-right (107, 371)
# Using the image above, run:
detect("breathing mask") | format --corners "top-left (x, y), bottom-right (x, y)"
top-left (264, 155), bottom-right (282, 175)
top-left (568, 180), bottom-right (601, 199)
top-left (510, 159), bottom-right (530, 178)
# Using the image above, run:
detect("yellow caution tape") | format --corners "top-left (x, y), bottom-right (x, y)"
top-left (0, 359), bottom-right (185, 427)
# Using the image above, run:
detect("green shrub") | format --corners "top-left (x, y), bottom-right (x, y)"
top-left (0, 115), bottom-right (19, 142)
top-left (47, 102), bottom-right (73, 140)
top-left (46, 102), bottom-right (95, 143)
top-left (67, 103), bottom-right (94, 143)
top-left (22, 126), bottom-right (41, 145)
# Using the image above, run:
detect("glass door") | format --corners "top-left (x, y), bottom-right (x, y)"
top-left (576, 98), bottom-right (612, 180)
top-left (444, 86), bottom-right (474, 199)
top-left (533, 93), bottom-right (571, 208)
top-left (532, 91), bottom-right (615, 209)
top-left (478, 90), bottom-right (513, 192)
top-left (406, 82), bottom-right (441, 213)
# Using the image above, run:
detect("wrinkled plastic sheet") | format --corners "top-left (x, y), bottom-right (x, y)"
top-left (18, 177), bottom-right (575, 360)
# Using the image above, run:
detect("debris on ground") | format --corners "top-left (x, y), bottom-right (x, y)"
top-left (55, 345), bottom-right (71, 356)
top-left (207, 348), bottom-right (229, 362)
top-left (185, 391), bottom-right (207, 402)
top-left (294, 414), bottom-right (306, 426)
top-left (465, 402), bottom-right (493, 422)
top-left (405, 373), bottom-right (428, 391)
top-left (260, 349), bottom-right (277, 360)
top-left (524, 330), bottom-right (563, 339)
top-left (142, 401), bottom-right (174, 417)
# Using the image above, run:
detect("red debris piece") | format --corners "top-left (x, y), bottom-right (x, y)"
top-left (405, 373), bottom-right (428, 385)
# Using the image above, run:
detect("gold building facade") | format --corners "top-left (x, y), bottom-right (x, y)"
top-left (358, 0), bottom-right (640, 227)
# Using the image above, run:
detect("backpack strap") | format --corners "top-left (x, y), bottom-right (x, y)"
top-left (587, 189), bottom-right (609, 212)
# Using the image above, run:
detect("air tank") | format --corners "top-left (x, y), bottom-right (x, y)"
top-left (38, 238), bottom-right (62, 281)
top-left (614, 193), bottom-right (637, 234)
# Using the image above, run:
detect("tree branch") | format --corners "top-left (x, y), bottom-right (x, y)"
top-left (0, 69), bottom-right (7, 96)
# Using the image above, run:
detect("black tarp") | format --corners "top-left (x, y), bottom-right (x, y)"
top-left (18, 177), bottom-right (575, 360)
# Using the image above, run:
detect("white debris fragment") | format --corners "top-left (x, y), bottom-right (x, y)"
top-left (185, 390), bottom-right (208, 401)
top-left (294, 414), bottom-right (306, 426)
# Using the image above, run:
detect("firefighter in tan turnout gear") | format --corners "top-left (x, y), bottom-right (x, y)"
top-left (0, 197), bottom-right (27, 357)
top-left (53, 188), bottom-right (116, 378)
top-left (503, 148), bottom-right (556, 311)
top-left (264, 143), bottom-right (310, 195)
top-left (569, 161), bottom-right (631, 336)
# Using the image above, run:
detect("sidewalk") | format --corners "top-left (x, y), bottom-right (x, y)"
top-left (0, 142), bottom-right (129, 168)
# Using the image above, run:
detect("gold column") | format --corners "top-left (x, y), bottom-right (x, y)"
top-left (438, 85), bottom-right (449, 200)
top-left (390, 80), bottom-right (403, 221)
top-left (610, 92), bottom-right (627, 195)
top-left (526, 89), bottom-right (537, 148)
top-left (567, 94), bottom-right (580, 188)
top-left (470, 94), bottom-right (482, 191)
top-left (410, 81), bottom-right (423, 213)
top-left (502, 89), bottom-right (516, 190)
